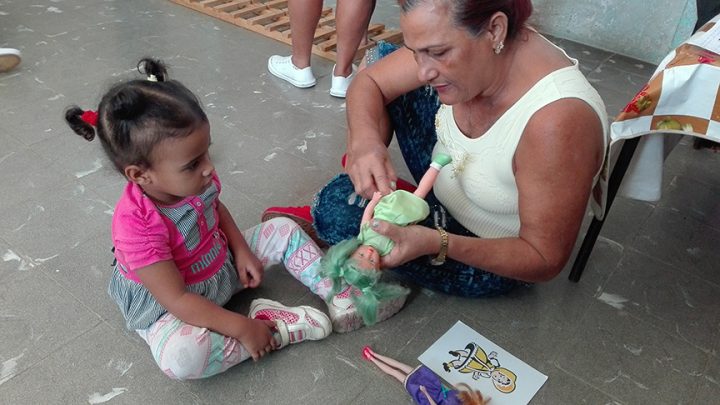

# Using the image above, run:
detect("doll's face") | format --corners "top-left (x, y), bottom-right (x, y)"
top-left (350, 245), bottom-right (380, 270)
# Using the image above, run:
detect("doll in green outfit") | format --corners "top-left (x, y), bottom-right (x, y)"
top-left (321, 154), bottom-right (452, 325)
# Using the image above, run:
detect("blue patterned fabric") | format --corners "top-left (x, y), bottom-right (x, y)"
top-left (312, 42), bottom-right (526, 298)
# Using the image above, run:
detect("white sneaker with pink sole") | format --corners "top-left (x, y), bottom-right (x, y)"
top-left (249, 298), bottom-right (332, 348)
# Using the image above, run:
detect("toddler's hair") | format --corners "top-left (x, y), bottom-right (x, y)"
top-left (64, 58), bottom-right (208, 173)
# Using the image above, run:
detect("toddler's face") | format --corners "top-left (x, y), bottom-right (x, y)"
top-left (142, 122), bottom-right (215, 204)
top-left (350, 244), bottom-right (380, 271)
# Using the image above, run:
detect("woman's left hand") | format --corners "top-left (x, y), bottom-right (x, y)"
top-left (372, 220), bottom-right (436, 268)
top-left (234, 249), bottom-right (264, 288)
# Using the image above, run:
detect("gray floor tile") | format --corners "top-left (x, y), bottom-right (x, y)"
top-left (630, 206), bottom-right (720, 286)
top-left (603, 249), bottom-right (720, 355)
top-left (692, 353), bottom-right (720, 404)
top-left (0, 268), bottom-right (101, 386)
top-left (664, 139), bottom-right (720, 191)
top-left (555, 302), bottom-right (708, 404)
top-left (0, 323), bottom-right (201, 405)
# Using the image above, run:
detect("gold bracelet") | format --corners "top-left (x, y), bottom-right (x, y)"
top-left (430, 226), bottom-right (448, 266)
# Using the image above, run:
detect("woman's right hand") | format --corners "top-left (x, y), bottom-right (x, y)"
top-left (344, 47), bottom-right (423, 199)
top-left (235, 317), bottom-right (278, 361)
top-left (345, 141), bottom-right (397, 199)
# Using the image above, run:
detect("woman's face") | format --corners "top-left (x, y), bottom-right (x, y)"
top-left (400, 2), bottom-right (492, 105)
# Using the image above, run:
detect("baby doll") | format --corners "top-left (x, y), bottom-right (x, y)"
top-left (362, 346), bottom-right (489, 405)
top-left (320, 154), bottom-right (452, 325)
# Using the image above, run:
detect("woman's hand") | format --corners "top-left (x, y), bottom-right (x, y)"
top-left (372, 220), bottom-right (437, 268)
top-left (233, 248), bottom-right (264, 289)
top-left (344, 47), bottom-right (425, 199)
top-left (234, 317), bottom-right (278, 361)
top-left (345, 141), bottom-right (397, 199)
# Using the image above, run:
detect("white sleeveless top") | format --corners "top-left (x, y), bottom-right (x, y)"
top-left (432, 58), bottom-right (608, 239)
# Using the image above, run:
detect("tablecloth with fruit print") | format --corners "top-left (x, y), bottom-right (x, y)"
top-left (603, 17), bottom-right (720, 202)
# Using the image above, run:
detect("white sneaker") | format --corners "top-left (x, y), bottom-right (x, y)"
top-left (267, 55), bottom-right (317, 88)
top-left (327, 285), bottom-right (409, 333)
top-left (329, 64), bottom-right (356, 98)
top-left (249, 298), bottom-right (332, 348)
top-left (0, 48), bottom-right (21, 73)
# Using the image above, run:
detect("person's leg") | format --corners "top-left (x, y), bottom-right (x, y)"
top-left (244, 217), bottom-right (333, 299)
top-left (267, 0), bottom-right (321, 88)
top-left (334, 0), bottom-right (375, 77)
top-left (139, 312), bottom-right (250, 380)
top-left (288, 0), bottom-right (323, 69)
top-left (330, 0), bottom-right (376, 97)
top-left (312, 173), bottom-right (365, 244)
top-left (246, 216), bottom-right (406, 333)
top-left (241, 218), bottom-right (334, 342)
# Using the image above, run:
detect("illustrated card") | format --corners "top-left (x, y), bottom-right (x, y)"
top-left (418, 321), bottom-right (547, 405)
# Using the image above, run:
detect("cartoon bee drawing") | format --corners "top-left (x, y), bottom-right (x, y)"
top-left (443, 342), bottom-right (517, 394)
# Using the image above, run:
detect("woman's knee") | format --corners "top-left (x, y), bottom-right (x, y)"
top-left (312, 174), bottom-right (365, 244)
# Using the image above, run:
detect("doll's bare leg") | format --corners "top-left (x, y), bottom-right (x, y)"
top-left (367, 356), bottom-right (408, 383)
top-left (419, 386), bottom-right (439, 405)
top-left (366, 349), bottom-right (414, 374)
top-left (413, 167), bottom-right (439, 199)
top-left (363, 346), bottom-right (415, 374)
top-left (362, 347), bottom-right (408, 383)
top-left (413, 154), bottom-right (452, 198)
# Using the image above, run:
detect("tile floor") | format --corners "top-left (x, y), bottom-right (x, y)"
top-left (1, 1), bottom-right (718, 404)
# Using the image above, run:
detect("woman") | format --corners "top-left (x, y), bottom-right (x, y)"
top-left (268, 0), bottom-right (608, 297)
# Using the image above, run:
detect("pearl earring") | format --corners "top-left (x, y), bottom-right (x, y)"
top-left (494, 41), bottom-right (504, 54)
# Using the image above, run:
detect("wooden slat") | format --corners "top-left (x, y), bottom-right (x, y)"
top-left (168, 0), bottom-right (403, 62)
top-left (247, 9), bottom-right (286, 25)
top-left (264, 15), bottom-right (290, 31)
top-left (200, 0), bottom-right (229, 7)
top-left (214, 1), bottom-right (252, 12)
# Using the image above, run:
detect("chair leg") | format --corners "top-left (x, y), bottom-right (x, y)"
top-left (568, 217), bottom-right (605, 281)
top-left (569, 137), bottom-right (641, 282)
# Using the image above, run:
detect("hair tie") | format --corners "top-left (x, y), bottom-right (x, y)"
top-left (81, 110), bottom-right (98, 127)
top-left (147, 74), bottom-right (158, 82)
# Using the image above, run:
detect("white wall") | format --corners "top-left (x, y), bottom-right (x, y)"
top-left (531, 0), bottom-right (697, 64)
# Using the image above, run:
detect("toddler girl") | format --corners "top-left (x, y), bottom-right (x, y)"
top-left (64, 58), bottom-right (381, 380)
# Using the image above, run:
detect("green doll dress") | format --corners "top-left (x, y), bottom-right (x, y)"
top-left (357, 190), bottom-right (430, 256)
